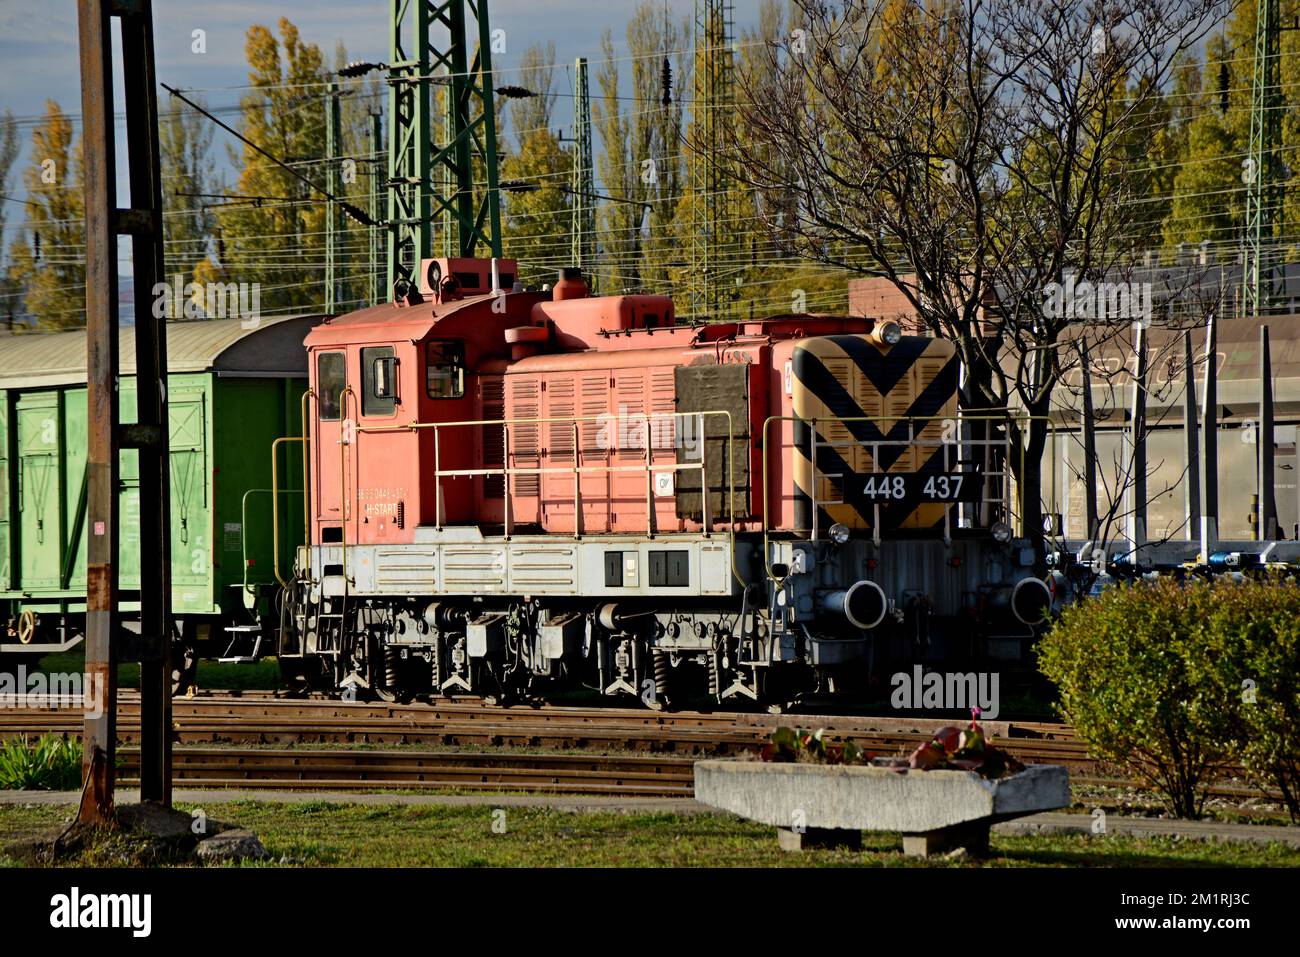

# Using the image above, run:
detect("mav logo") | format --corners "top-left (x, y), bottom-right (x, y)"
top-left (49, 887), bottom-right (151, 937)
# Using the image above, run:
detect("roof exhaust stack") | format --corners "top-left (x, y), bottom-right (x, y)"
top-left (554, 267), bottom-right (588, 301)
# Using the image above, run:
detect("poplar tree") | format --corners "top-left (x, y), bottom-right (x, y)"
top-left (7, 102), bottom-right (85, 331)
top-left (202, 18), bottom-right (328, 313)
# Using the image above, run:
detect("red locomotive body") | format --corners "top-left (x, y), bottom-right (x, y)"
top-left (305, 260), bottom-right (889, 543)
top-left (284, 259), bottom-right (1050, 705)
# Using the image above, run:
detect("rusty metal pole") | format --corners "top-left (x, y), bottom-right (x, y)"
top-left (77, 0), bottom-right (172, 822)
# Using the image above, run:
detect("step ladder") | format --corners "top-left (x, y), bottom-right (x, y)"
top-left (219, 624), bottom-right (264, 664)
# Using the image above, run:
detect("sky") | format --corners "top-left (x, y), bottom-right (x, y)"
top-left (0, 0), bottom-right (769, 319)
top-left (0, 0), bottom-right (720, 202)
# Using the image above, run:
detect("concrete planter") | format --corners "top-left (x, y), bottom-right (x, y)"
top-left (694, 759), bottom-right (1070, 857)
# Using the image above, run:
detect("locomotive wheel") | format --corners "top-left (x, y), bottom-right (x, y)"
top-left (170, 622), bottom-right (198, 697)
top-left (278, 648), bottom-right (331, 696)
top-left (757, 665), bottom-right (801, 715)
top-left (171, 643), bottom-right (197, 697)
top-left (278, 661), bottom-right (314, 697)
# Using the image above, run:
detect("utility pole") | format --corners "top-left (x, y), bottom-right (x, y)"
top-left (691, 0), bottom-right (736, 320)
top-left (1243, 0), bottom-right (1283, 317)
top-left (325, 80), bottom-right (342, 313)
top-left (76, 0), bottom-right (172, 822)
top-left (387, 0), bottom-right (503, 294)
top-left (571, 57), bottom-right (596, 292)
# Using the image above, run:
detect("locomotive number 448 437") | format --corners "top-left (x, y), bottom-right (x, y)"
top-left (854, 472), bottom-right (982, 503)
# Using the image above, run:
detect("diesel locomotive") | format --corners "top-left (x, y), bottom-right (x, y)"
top-left (272, 257), bottom-right (1052, 707)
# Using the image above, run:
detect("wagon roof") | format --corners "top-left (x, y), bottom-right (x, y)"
top-left (0, 314), bottom-right (323, 389)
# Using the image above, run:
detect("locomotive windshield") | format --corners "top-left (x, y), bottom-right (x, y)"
top-left (317, 351), bottom-right (345, 420)
top-left (426, 340), bottom-right (466, 399)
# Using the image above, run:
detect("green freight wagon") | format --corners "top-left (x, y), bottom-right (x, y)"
top-left (0, 315), bottom-right (320, 686)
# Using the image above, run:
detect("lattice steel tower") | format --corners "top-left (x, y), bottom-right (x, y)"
top-left (387, 0), bottom-right (503, 293)
top-left (691, 0), bottom-right (736, 320)
top-left (1244, 0), bottom-right (1283, 317)
top-left (571, 57), bottom-right (597, 291)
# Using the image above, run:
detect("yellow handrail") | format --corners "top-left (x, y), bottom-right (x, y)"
top-left (270, 438), bottom-right (305, 588)
top-left (301, 389), bottom-right (312, 553)
top-left (244, 487), bottom-right (300, 594)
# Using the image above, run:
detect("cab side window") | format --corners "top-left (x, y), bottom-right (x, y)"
top-left (317, 352), bottom-right (345, 420)
top-left (362, 345), bottom-right (397, 416)
top-left (426, 340), bottom-right (466, 399)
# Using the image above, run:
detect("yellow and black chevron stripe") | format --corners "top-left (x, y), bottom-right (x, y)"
top-left (792, 334), bottom-right (959, 532)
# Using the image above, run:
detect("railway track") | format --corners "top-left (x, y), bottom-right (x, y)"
top-left (114, 747), bottom-right (697, 796)
top-left (0, 692), bottom-right (1278, 802)
top-left (0, 690), bottom-right (1078, 757)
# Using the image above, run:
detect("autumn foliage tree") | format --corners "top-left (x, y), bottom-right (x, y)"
top-left (202, 18), bottom-right (328, 313)
top-left (500, 43), bottom-right (572, 288)
top-left (7, 101), bottom-right (85, 330)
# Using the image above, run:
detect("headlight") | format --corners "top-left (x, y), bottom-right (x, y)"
top-left (828, 522), bottom-right (851, 545)
top-left (991, 521), bottom-right (1013, 544)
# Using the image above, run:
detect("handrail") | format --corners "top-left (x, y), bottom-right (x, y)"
top-left (354, 410), bottom-right (745, 586)
top-left (300, 389), bottom-right (312, 554)
top-left (339, 386), bottom-right (357, 590)
top-left (270, 438), bottom-right (306, 588)
top-left (759, 411), bottom-right (1059, 580)
top-left (244, 487), bottom-right (301, 594)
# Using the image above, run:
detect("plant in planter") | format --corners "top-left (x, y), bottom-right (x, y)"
top-left (760, 727), bottom-right (872, 766)
top-left (762, 709), bottom-right (1025, 780)
top-left (902, 709), bottom-right (1026, 780)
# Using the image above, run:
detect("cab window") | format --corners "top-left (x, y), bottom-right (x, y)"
top-left (317, 352), bottom-right (345, 420)
top-left (426, 340), bottom-right (466, 399)
top-left (362, 345), bottom-right (397, 416)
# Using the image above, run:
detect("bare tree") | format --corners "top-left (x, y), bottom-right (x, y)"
top-left (734, 0), bottom-right (1224, 553)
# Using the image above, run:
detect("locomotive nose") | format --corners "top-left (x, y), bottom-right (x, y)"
top-left (1010, 577), bottom-right (1052, 625)
top-left (819, 579), bottom-right (888, 630)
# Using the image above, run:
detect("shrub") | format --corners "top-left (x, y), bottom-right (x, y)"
top-left (1197, 576), bottom-right (1300, 822)
top-left (0, 734), bottom-right (83, 790)
top-left (1037, 577), bottom-right (1235, 818)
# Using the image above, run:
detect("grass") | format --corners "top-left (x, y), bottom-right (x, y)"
top-left (0, 736), bottom-right (82, 790)
top-left (0, 800), bottom-right (1297, 868)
